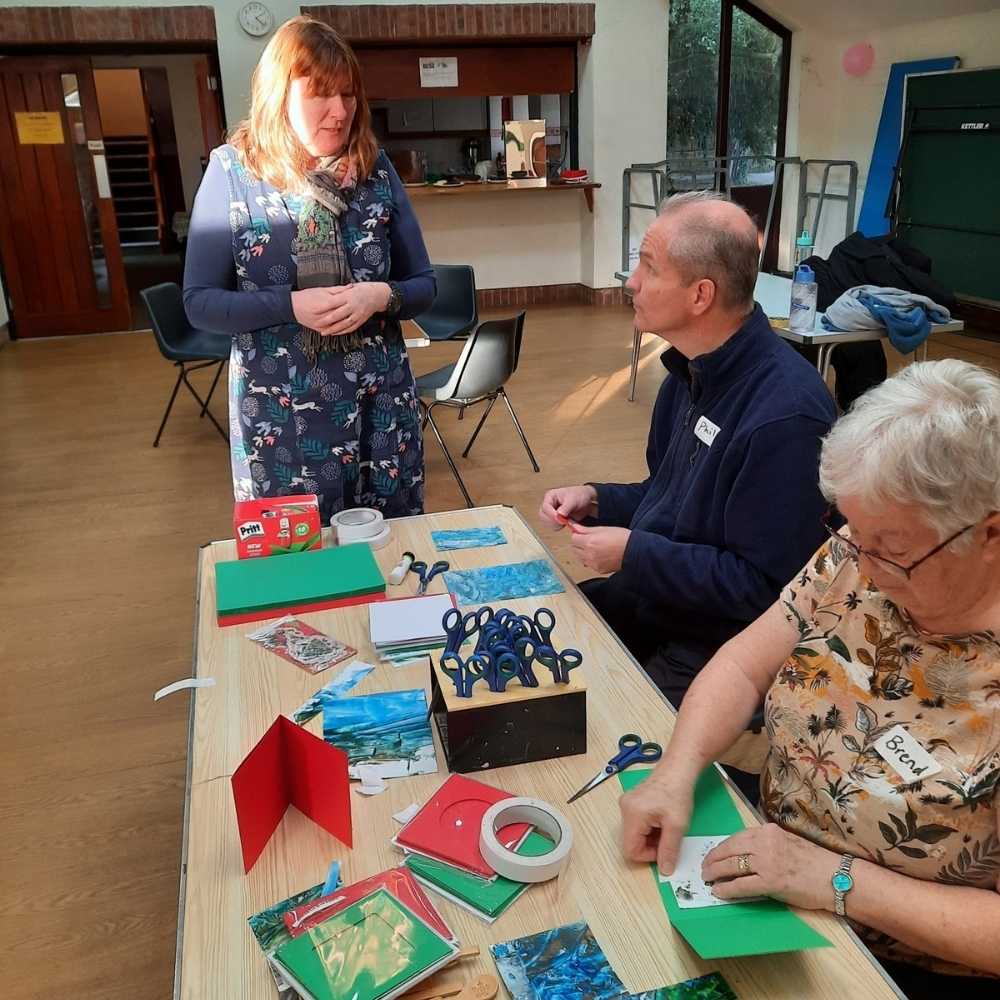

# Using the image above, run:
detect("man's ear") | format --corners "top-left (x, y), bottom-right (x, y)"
top-left (690, 278), bottom-right (716, 316)
top-left (982, 510), bottom-right (1000, 563)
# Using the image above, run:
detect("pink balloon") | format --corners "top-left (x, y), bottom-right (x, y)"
top-left (843, 42), bottom-right (875, 77)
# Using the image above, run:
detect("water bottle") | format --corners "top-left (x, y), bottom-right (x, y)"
top-left (789, 264), bottom-right (818, 333)
top-left (794, 229), bottom-right (814, 268)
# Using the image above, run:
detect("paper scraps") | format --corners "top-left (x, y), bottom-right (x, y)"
top-left (393, 803), bottom-right (420, 825)
top-left (660, 836), bottom-right (764, 908)
top-left (291, 661), bottom-right (376, 725)
top-left (248, 616), bottom-right (356, 674)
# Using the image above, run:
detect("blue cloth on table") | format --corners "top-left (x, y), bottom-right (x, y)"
top-left (431, 526), bottom-right (508, 551)
top-left (444, 559), bottom-right (564, 604)
top-left (821, 285), bottom-right (951, 354)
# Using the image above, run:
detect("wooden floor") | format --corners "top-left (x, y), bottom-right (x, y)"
top-left (1, 305), bottom-right (998, 1000)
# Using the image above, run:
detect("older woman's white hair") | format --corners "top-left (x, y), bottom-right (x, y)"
top-left (819, 359), bottom-right (1000, 546)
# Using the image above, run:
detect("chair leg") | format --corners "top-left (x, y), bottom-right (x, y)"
top-left (628, 327), bottom-right (643, 402)
top-left (424, 405), bottom-right (475, 508)
top-left (461, 393), bottom-right (498, 458)
top-left (180, 363), bottom-right (229, 443)
top-left (499, 388), bottom-right (540, 473)
top-left (201, 359), bottom-right (226, 417)
top-left (154, 366), bottom-right (185, 447)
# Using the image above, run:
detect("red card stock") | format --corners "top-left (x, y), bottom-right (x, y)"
top-left (394, 774), bottom-right (532, 879)
top-left (231, 715), bottom-right (352, 873)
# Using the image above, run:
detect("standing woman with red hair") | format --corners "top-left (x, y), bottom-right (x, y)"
top-left (184, 16), bottom-right (434, 521)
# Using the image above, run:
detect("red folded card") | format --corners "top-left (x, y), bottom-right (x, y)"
top-left (393, 774), bottom-right (532, 879)
top-left (283, 866), bottom-right (454, 942)
top-left (231, 715), bottom-right (352, 873)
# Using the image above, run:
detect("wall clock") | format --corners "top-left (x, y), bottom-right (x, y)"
top-left (238, 2), bottom-right (274, 37)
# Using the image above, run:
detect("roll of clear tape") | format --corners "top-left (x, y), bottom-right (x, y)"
top-left (331, 507), bottom-right (386, 544)
top-left (479, 797), bottom-right (573, 883)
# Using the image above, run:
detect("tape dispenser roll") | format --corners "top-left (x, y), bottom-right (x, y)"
top-left (330, 508), bottom-right (391, 549)
top-left (479, 797), bottom-right (573, 883)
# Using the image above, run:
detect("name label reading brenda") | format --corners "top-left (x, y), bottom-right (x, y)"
top-left (694, 416), bottom-right (721, 447)
top-left (873, 725), bottom-right (942, 783)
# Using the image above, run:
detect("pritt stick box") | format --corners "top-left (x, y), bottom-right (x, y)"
top-left (234, 496), bottom-right (322, 559)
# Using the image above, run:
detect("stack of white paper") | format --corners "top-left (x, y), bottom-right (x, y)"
top-left (369, 594), bottom-right (455, 666)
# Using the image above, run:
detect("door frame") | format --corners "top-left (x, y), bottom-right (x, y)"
top-left (0, 54), bottom-right (131, 336)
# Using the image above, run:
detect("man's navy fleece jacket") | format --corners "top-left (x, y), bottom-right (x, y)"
top-left (590, 305), bottom-right (837, 651)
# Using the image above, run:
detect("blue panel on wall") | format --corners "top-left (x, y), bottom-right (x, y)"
top-left (857, 56), bottom-right (959, 236)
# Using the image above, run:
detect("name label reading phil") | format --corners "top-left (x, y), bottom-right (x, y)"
top-left (873, 725), bottom-right (942, 783)
top-left (693, 416), bottom-right (721, 447)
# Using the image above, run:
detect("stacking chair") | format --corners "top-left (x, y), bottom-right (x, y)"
top-left (140, 282), bottom-right (231, 447)
top-left (416, 312), bottom-right (538, 508)
top-left (411, 264), bottom-right (478, 341)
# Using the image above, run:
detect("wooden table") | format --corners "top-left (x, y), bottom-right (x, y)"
top-left (174, 505), bottom-right (902, 999)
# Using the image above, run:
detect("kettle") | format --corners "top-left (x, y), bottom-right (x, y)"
top-left (461, 137), bottom-right (481, 175)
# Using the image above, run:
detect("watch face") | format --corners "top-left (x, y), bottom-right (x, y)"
top-left (832, 872), bottom-right (854, 893)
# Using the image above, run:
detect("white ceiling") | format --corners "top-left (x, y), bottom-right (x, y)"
top-left (755, 0), bottom-right (1000, 37)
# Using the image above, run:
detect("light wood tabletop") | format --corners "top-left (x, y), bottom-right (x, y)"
top-left (175, 504), bottom-right (903, 999)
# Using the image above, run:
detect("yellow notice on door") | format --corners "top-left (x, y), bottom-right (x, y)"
top-left (15, 111), bottom-right (65, 145)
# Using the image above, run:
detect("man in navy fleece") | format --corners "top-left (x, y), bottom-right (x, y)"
top-left (540, 191), bottom-right (835, 707)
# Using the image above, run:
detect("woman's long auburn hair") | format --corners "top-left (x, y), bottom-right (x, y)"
top-left (229, 16), bottom-right (378, 190)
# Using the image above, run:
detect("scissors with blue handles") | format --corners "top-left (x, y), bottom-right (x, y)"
top-left (567, 733), bottom-right (663, 803)
top-left (442, 606), bottom-right (493, 655)
top-left (410, 559), bottom-right (450, 595)
top-left (535, 644), bottom-right (583, 684)
top-left (439, 651), bottom-right (485, 698)
top-left (518, 608), bottom-right (557, 647)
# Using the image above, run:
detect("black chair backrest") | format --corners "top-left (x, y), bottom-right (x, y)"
top-left (450, 312), bottom-right (526, 400)
top-left (421, 264), bottom-right (478, 338)
top-left (140, 282), bottom-right (191, 359)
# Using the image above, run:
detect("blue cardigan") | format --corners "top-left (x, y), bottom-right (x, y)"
top-left (591, 306), bottom-right (837, 647)
top-left (183, 148), bottom-right (435, 334)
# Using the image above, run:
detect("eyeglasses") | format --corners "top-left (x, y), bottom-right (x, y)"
top-left (821, 507), bottom-right (977, 580)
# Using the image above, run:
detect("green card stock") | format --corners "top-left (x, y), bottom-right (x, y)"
top-left (619, 767), bottom-right (831, 959)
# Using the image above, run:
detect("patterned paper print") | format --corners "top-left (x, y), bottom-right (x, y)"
top-left (291, 661), bottom-right (376, 724)
top-left (248, 616), bottom-right (356, 674)
top-left (322, 688), bottom-right (438, 779)
top-left (431, 526), bottom-right (508, 551)
top-left (630, 973), bottom-right (738, 1000)
top-left (491, 921), bottom-right (628, 1000)
top-left (248, 883), bottom-right (324, 996)
top-left (444, 559), bottom-right (565, 605)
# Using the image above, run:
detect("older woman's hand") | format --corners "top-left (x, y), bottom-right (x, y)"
top-left (702, 823), bottom-right (841, 911)
top-left (620, 774), bottom-right (694, 875)
top-left (319, 282), bottom-right (391, 336)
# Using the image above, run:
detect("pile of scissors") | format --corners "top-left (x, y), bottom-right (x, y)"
top-left (439, 605), bottom-right (583, 699)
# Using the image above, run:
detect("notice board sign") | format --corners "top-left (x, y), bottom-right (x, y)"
top-left (15, 111), bottom-right (64, 145)
top-left (419, 56), bottom-right (458, 88)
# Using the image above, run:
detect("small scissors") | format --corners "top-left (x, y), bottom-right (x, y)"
top-left (567, 733), bottom-right (663, 803)
top-left (518, 608), bottom-right (557, 647)
top-left (535, 645), bottom-right (583, 684)
top-left (410, 559), bottom-right (450, 595)
top-left (472, 649), bottom-right (520, 693)
top-left (442, 606), bottom-right (493, 655)
top-left (440, 651), bottom-right (484, 698)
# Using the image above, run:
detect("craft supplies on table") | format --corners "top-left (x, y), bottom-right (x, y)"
top-left (247, 617), bottom-right (356, 674)
top-left (443, 559), bottom-right (564, 605)
top-left (215, 543), bottom-right (386, 626)
top-left (567, 733), bottom-right (663, 803)
top-left (410, 558), bottom-right (450, 595)
top-left (291, 662), bottom-right (377, 725)
top-left (331, 507), bottom-right (392, 550)
top-left (369, 593), bottom-right (456, 664)
top-left (479, 797), bottom-right (573, 883)
top-left (234, 495), bottom-right (322, 559)
top-left (431, 526), bottom-right (508, 551)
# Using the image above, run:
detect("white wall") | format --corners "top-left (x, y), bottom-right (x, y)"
top-left (7, 0), bottom-right (667, 291)
top-left (91, 54), bottom-right (207, 213)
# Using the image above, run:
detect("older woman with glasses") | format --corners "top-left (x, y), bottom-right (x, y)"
top-left (620, 359), bottom-right (1000, 998)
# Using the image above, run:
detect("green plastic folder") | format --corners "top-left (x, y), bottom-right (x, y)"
top-left (273, 888), bottom-right (455, 1000)
top-left (619, 767), bottom-right (831, 959)
top-left (215, 545), bottom-right (385, 617)
top-left (405, 832), bottom-right (553, 920)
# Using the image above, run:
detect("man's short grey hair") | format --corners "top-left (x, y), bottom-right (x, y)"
top-left (819, 359), bottom-right (1000, 548)
top-left (656, 190), bottom-right (759, 311)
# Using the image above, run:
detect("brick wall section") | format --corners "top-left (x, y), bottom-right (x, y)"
top-left (302, 3), bottom-right (595, 43)
top-left (1, 6), bottom-right (217, 45)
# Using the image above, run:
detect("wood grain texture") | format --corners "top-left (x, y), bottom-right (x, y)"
top-left (0, 6), bottom-right (217, 45)
top-left (179, 506), bottom-right (899, 999)
top-left (2, 305), bottom-right (997, 999)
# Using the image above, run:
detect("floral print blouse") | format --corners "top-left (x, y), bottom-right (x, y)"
top-left (762, 534), bottom-right (1000, 975)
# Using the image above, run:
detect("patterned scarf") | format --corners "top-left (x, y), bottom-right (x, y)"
top-left (295, 154), bottom-right (363, 356)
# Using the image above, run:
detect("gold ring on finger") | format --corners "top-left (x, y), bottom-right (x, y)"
top-left (736, 853), bottom-right (753, 876)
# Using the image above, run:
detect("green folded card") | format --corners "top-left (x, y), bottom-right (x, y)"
top-left (619, 767), bottom-right (831, 959)
top-left (216, 544), bottom-right (385, 618)
top-left (272, 887), bottom-right (456, 1000)
top-left (405, 831), bottom-right (553, 921)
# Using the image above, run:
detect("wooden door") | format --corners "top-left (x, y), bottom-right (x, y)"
top-left (0, 56), bottom-right (130, 337)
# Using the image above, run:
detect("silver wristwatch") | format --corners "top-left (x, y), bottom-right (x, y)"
top-left (832, 853), bottom-right (855, 916)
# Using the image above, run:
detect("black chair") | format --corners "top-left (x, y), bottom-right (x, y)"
top-left (416, 312), bottom-right (537, 507)
top-left (140, 282), bottom-right (230, 447)
top-left (411, 264), bottom-right (478, 341)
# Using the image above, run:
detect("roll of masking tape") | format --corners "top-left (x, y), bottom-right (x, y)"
top-left (331, 508), bottom-right (388, 547)
top-left (479, 797), bottom-right (573, 883)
